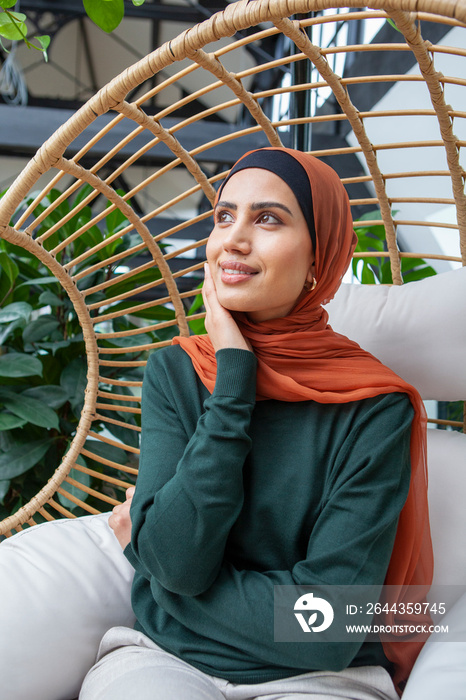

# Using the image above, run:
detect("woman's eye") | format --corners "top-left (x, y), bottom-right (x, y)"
top-left (258, 212), bottom-right (280, 225)
top-left (216, 210), bottom-right (234, 224)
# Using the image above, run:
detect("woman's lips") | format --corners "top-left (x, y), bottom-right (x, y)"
top-left (219, 261), bottom-right (258, 284)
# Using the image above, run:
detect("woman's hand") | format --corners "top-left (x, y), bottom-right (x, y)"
top-left (203, 263), bottom-right (253, 353)
top-left (108, 486), bottom-right (135, 550)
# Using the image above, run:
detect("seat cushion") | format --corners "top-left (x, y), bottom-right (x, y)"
top-left (327, 267), bottom-right (466, 400)
top-left (427, 429), bottom-right (466, 591)
top-left (402, 591), bottom-right (466, 699)
top-left (0, 513), bottom-right (135, 700)
top-left (401, 429), bottom-right (466, 698)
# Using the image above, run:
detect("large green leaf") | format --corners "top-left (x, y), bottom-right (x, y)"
top-left (0, 318), bottom-right (27, 346)
top-left (0, 11), bottom-right (26, 41)
top-left (105, 267), bottom-right (162, 300)
top-left (401, 257), bottom-right (437, 284)
top-left (0, 390), bottom-right (59, 430)
top-left (0, 428), bottom-right (14, 452)
top-left (0, 2), bottom-right (19, 9)
top-left (36, 339), bottom-right (73, 354)
top-left (22, 385), bottom-right (69, 410)
top-left (72, 183), bottom-right (95, 207)
top-left (0, 353), bottom-right (42, 378)
top-left (0, 301), bottom-right (32, 324)
top-left (0, 438), bottom-right (53, 480)
top-left (0, 412), bottom-right (26, 431)
top-left (60, 358), bottom-right (87, 416)
top-left (60, 358), bottom-right (87, 398)
top-left (187, 284), bottom-right (206, 335)
top-left (104, 198), bottom-right (130, 238)
top-left (38, 290), bottom-right (64, 307)
top-left (22, 316), bottom-right (61, 343)
top-left (0, 478), bottom-right (10, 505)
top-left (15, 276), bottom-right (60, 291)
top-left (83, 0), bottom-right (124, 33)
top-left (73, 224), bottom-right (104, 259)
top-left (0, 252), bottom-right (19, 286)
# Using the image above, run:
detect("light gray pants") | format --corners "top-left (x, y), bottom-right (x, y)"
top-left (79, 627), bottom-right (399, 700)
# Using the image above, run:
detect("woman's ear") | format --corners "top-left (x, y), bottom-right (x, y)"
top-left (305, 260), bottom-right (316, 285)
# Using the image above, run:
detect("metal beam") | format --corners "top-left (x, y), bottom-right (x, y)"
top-left (19, 0), bottom-right (218, 24)
top-left (0, 104), bottom-right (291, 166)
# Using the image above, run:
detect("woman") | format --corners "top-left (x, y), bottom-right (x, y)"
top-left (80, 148), bottom-right (433, 700)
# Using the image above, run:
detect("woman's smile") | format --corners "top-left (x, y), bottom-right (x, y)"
top-left (220, 260), bottom-right (258, 284)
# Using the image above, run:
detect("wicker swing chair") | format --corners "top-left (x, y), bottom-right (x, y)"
top-left (0, 0), bottom-right (465, 541)
top-left (1, 3), bottom-right (466, 699)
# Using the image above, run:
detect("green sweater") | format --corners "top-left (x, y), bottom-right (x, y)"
top-left (124, 345), bottom-right (413, 683)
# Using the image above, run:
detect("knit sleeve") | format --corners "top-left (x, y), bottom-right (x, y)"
top-left (125, 347), bottom-right (257, 596)
top-left (147, 392), bottom-right (413, 675)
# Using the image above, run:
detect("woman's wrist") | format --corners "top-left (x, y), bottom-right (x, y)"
top-left (213, 348), bottom-right (257, 401)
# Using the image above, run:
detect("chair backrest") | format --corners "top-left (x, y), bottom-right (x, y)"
top-left (0, 0), bottom-right (465, 536)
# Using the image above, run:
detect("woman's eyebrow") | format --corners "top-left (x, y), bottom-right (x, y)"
top-left (251, 201), bottom-right (293, 216)
top-left (214, 200), bottom-right (293, 216)
top-left (215, 200), bottom-right (237, 210)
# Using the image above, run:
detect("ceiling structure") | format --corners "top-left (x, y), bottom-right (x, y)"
top-left (2, 3), bottom-right (450, 164)
top-left (0, 3), bottom-right (456, 273)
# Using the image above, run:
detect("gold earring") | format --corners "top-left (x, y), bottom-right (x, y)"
top-left (304, 278), bottom-right (317, 292)
top-left (311, 278), bottom-right (317, 291)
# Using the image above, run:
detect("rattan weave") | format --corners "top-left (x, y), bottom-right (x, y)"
top-left (0, 0), bottom-right (465, 536)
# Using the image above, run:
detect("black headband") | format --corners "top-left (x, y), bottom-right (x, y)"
top-left (217, 150), bottom-right (316, 252)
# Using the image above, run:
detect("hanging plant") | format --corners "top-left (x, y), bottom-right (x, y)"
top-left (0, 0), bottom-right (146, 59)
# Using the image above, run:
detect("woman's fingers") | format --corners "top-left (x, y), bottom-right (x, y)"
top-left (203, 264), bottom-right (252, 353)
top-left (108, 497), bottom-right (133, 549)
top-left (202, 263), bottom-right (220, 317)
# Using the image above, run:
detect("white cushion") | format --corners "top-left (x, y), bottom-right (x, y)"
top-left (401, 429), bottom-right (466, 698)
top-left (427, 430), bottom-right (466, 593)
top-left (326, 267), bottom-right (466, 400)
top-left (0, 513), bottom-right (135, 700)
top-left (402, 591), bottom-right (466, 699)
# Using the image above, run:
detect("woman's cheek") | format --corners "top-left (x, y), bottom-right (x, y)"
top-left (205, 232), bottom-right (219, 265)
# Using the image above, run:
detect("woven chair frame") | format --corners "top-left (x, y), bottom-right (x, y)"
top-left (0, 0), bottom-right (465, 536)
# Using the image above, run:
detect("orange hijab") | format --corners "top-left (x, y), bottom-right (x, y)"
top-left (173, 148), bottom-right (433, 694)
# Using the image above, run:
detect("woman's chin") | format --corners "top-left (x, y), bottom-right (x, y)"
top-left (216, 292), bottom-right (252, 314)
top-left (221, 302), bottom-right (252, 315)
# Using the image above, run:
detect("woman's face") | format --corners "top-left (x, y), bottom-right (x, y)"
top-left (206, 168), bottom-right (315, 323)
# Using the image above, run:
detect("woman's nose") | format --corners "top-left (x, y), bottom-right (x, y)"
top-left (222, 217), bottom-right (252, 254)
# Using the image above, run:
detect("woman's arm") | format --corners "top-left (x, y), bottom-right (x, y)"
top-left (145, 392), bottom-right (413, 672)
top-left (125, 346), bottom-right (257, 596)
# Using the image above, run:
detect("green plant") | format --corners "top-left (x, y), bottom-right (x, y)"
top-left (437, 401), bottom-right (464, 433)
top-left (352, 210), bottom-right (437, 284)
top-left (0, 184), bottom-right (177, 521)
top-left (187, 282), bottom-right (206, 336)
top-left (0, 0), bottom-right (49, 58)
top-left (0, 0), bottom-right (146, 59)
